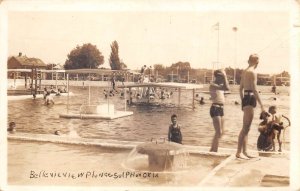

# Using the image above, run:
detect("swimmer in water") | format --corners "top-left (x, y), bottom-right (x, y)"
top-left (54, 130), bottom-right (61, 135)
top-left (7, 122), bottom-right (16, 133)
top-left (168, 114), bottom-right (182, 144)
top-left (199, 97), bottom-right (205, 105)
top-left (45, 92), bottom-right (55, 105)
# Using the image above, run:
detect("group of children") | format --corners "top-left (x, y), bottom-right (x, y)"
top-left (257, 105), bottom-right (290, 152)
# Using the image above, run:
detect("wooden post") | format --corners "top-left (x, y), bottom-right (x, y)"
top-left (192, 89), bottom-right (195, 110)
top-left (31, 69), bottom-right (34, 94)
top-left (124, 87), bottom-right (127, 111)
top-left (13, 72), bottom-right (16, 88)
top-left (129, 87), bottom-right (132, 105)
top-left (67, 74), bottom-right (69, 113)
top-left (39, 75), bottom-right (41, 90)
top-left (55, 72), bottom-right (58, 91)
top-left (25, 73), bottom-right (27, 89)
top-left (178, 88), bottom-right (181, 107)
top-left (34, 68), bottom-right (37, 96)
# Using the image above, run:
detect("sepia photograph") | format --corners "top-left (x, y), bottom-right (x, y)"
top-left (1, 0), bottom-right (299, 190)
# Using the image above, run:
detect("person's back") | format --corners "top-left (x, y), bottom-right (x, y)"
top-left (241, 68), bottom-right (256, 91)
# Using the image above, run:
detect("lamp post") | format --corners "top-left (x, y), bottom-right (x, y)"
top-left (177, 66), bottom-right (179, 76)
top-left (232, 26), bottom-right (238, 85)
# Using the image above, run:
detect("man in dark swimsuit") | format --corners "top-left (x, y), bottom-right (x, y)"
top-left (236, 54), bottom-right (265, 159)
top-left (242, 90), bottom-right (257, 108)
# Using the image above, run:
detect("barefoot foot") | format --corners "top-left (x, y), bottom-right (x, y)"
top-left (243, 152), bottom-right (256, 158)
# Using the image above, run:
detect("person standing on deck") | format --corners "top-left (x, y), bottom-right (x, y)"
top-left (209, 69), bottom-right (230, 152)
top-left (236, 54), bottom-right (265, 159)
top-left (111, 76), bottom-right (116, 90)
top-left (139, 65), bottom-right (147, 83)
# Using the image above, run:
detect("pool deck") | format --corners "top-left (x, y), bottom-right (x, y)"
top-left (199, 153), bottom-right (289, 187)
top-left (7, 132), bottom-right (290, 187)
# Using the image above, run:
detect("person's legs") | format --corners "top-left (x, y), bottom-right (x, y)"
top-left (210, 116), bottom-right (222, 152)
top-left (236, 106), bottom-right (254, 158)
top-left (272, 131), bottom-right (276, 151)
top-left (221, 117), bottom-right (225, 136)
top-left (277, 130), bottom-right (282, 152)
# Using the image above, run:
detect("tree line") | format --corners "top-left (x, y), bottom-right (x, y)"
top-left (45, 41), bottom-right (290, 85)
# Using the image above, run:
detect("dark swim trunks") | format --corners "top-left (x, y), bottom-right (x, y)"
top-left (210, 103), bottom-right (224, 118)
top-left (169, 126), bottom-right (182, 144)
top-left (242, 90), bottom-right (257, 108)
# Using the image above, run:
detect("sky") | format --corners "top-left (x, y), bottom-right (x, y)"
top-left (3, 0), bottom-right (296, 74)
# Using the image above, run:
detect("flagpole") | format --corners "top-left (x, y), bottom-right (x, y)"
top-left (212, 22), bottom-right (220, 82)
top-left (233, 27), bottom-right (238, 85)
top-left (217, 23), bottom-right (220, 68)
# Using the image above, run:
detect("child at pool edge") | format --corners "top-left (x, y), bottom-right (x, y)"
top-left (168, 114), bottom-right (182, 144)
top-left (268, 105), bottom-right (291, 152)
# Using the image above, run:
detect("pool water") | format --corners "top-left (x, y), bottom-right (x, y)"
top-left (7, 85), bottom-right (290, 186)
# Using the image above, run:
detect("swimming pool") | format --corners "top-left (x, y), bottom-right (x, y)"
top-left (7, 85), bottom-right (290, 186)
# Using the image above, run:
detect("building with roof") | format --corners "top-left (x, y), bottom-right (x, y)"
top-left (8, 52), bottom-right (46, 69)
top-left (7, 52), bottom-right (47, 79)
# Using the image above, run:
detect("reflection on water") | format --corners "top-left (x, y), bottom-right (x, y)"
top-left (8, 85), bottom-right (290, 149)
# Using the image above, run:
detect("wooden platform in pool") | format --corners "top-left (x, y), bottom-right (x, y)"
top-left (59, 110), bottom-right (133, 119)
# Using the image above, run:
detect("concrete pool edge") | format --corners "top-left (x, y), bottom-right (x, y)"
top-left (7, 132), bottom-right (290, 187)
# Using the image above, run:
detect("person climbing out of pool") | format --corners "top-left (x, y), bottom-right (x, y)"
top-left (236, 54), bottom-right (265, 159)
top-left (209, 69), bottom-right (230, 152)
top-left (7, 122), bottom-right (16, 133)
top-left (268, 105), bottom-right (291, 152)
top-left (168, 114), bottom-right (182, 144)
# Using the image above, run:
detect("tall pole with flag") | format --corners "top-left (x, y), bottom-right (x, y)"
top-left (212, 22), bottom-right (220, 82)
top-left (233, 26), bottom-right (238, 85)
